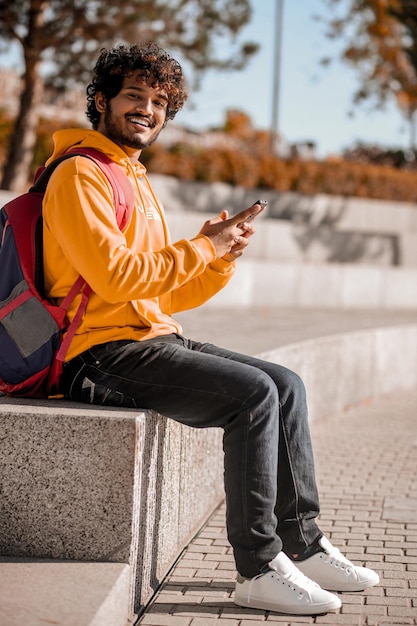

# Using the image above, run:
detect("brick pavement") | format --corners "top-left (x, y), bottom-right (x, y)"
top-left (137, 388), bottom-right (417, 626)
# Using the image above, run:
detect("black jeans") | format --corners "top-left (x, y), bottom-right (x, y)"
top-left (61, 335), bottom-right (321, 578)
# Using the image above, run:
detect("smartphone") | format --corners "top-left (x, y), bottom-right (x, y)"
top-left (237, 199), bottom-right (267, 227)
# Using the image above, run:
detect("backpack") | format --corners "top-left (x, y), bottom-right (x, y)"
top-left (0, 147), bottom-right (134, 398)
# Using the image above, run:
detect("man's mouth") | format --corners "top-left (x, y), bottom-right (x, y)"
top-left (127, 116), bottom-right (154, 129)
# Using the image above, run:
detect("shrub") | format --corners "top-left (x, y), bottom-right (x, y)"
top-left (2, 108), bottom-right (417, 202)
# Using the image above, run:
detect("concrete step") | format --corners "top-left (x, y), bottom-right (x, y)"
top-left (0, 559), bottom-right (131, 626)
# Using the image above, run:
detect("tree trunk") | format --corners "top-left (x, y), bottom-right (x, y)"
top-left (0, 59), bottom-right (43, 192)
top-left (1, 0), bottom-right (46, 192)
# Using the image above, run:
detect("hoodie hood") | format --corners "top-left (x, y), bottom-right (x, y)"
top-left (46, 128), bottom-right (147, 178)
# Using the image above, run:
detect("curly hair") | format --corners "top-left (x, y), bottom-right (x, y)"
top-left (86, 42), bottom-right (188, 129)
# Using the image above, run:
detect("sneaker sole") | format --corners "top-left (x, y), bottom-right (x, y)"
top-left (320, 580), bottom-right (378, 592)
top-left (234, 595), bottom-right (341, 615)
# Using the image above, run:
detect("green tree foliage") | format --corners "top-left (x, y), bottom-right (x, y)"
top-left (0, 0), bottom-right (258, 191)
top-left (321, 0), bottom-right (417, 146)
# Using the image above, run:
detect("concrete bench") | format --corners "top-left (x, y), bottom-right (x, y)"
top-left (1, 322), bottom-right (417, 625)
top-left (0, 400), bottom-right (224, 625)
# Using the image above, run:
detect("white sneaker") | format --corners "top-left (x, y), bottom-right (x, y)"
top-left (234, 551), bottom-right (341, 615)
top-left (295, 536), bottom-right (380, 592)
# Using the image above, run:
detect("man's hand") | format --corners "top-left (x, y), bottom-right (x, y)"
top-left (198, 202), bottom-right (265, 261)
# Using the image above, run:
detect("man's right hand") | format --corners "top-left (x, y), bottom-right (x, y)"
top-left (198, 203), bottom-right (265, 259)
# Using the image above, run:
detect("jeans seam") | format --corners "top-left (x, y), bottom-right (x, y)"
top-left (88, 364), bottom-right (249, 406)
top-left (241, 408), bottom-right (251, 556)
top-left (279, 403), bottom-right (308, 547)
top-left (67, 361), bottom-right (87, 398)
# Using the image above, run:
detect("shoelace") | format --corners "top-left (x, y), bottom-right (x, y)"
top-left (321, 544), bottom-right (353, 574)
top-left (280, 557), bottom-right (321, 589)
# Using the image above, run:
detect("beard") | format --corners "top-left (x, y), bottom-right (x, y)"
top-left (103, 103), bottom-right (162, 150)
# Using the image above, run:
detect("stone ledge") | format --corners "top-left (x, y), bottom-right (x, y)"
top-left (0, 560), bottom-right (131, 626)
top-left (0, 399), bottom-right (224, 618)
top-left (258, 323), bottom-right (417, 422)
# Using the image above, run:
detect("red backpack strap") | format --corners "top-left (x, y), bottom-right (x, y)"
top-left (66, 147), bottom-right (135, 231)
top-left (42, 149), bottom-right (135, 371)
top-left (55, 277), bottom-right (92, 364)
top-left (33, 148), bottom-right (135, 231)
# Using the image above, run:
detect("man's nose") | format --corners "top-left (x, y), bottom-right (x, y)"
top-left (135, 97), bottom-right (153, 115)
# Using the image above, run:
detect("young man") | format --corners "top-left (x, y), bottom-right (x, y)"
top-left (42, 42), bottom-right (379, 616)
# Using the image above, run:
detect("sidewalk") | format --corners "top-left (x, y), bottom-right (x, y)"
top-left (137, 308), bottom-right (417, 626)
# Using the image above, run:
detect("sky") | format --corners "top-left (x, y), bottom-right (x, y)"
top-left (0, 0), bottom-right (410, 158)
top-left (175, 0), bottom-right (411, 158)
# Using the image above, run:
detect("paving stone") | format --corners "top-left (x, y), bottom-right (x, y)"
top-left (191, 617), bottom-right (238, 626)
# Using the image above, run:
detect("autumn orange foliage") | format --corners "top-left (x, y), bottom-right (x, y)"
top-left (2, 108), bottom-right (417, 202)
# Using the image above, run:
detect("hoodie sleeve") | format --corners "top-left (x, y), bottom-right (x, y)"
top-left (168, 257), bottom-right (236, 313)
top-left (43, 157), bottom-right (218, 303)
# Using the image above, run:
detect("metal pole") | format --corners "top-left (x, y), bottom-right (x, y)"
top-left (271, 0), bottom-right (284, 153)
top-left (410, 109), bottom-right (416, 151)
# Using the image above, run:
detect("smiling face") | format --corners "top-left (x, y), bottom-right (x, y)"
top-left (95, 70), bottom-right (168, 159)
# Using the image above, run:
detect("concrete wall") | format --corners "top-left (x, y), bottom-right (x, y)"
top-left (159, 181), bottom-right (417, 310)
top-left (172, 255), bottom-right (417, 310)
top-left (2, 176), bottom-right (417, 269)
top-left (149, 174), bottom-right (417, 267)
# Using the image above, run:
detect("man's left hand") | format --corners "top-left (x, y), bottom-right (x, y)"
top-left (222, 220), bottom-right (256, 262)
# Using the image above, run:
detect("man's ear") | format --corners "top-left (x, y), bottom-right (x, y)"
top-left (95, 92), bottom-right (107, 113)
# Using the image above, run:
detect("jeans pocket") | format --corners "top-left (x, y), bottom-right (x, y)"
top-left (79, 375), bottom-right (137, 408)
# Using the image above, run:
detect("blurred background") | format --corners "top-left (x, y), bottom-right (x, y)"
top-left (175, 0), bottom-right (415, 158)
top-left (1, 0), bottom-right (417, 196)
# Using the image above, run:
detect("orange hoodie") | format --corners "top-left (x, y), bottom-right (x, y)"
top-left (43, 129), bottom-right (235, 361)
